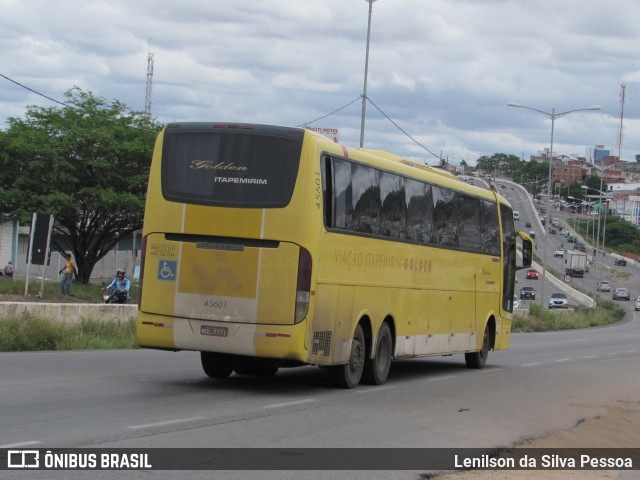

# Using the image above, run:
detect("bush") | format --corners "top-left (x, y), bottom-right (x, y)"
top-left (0, 315), bottom-right (137, 352)
top-left (512, 301), bottom-right (624, 333)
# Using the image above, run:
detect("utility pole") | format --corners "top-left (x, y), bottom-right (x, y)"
top-left (616, 82), bottom-right (626, 160)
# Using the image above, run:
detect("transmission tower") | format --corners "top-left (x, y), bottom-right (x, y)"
top-left (616, 82), bottom-right (626, 160)
top-left (145, 39), bottom-right (154, 116)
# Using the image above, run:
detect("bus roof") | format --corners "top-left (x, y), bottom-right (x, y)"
top-left (357, 149), bottom-right (459, 181)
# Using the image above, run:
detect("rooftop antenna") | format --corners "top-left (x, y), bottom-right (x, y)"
top-left (145, 38), bottom-right (154, 116)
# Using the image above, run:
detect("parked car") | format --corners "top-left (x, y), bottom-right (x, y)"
top-left (635, 296), bottom-right (640, 311)
top-left (529, 230), bottom-right (536, 239)
top-left (520, 286), bottom-right (536, 300)
top-left (549, 292), bottom-right (569, 309)
top-left (525, 222), bottom-right (532, 228)
top-left (525, 269), bottom-right (539, 280)
top-left (613, 287), bottom-right (631, 301)
top-left (554, 248), bottom-right (564, 258)
top-left (615, 258), bottom-right (627, 266)
top-left (596, 281), bottom-right (611, 292)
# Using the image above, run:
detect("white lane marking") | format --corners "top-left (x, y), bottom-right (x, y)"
top-left (357, 385), bottom-right (396, 394)
top-left (128, 417), bottom-right (204, 430)
top-left (581, 355), bottom-right (597, 359)
top-left (0, 440), bottom-right (41, 448)
top-left (428, 375), bottom-right (456, 382)
top-left (554, 358), bottom-right (570, 362)
top-left (263, 399), bottom-right (315, 409)
top-left (521, 363), bottom-right (540, 367)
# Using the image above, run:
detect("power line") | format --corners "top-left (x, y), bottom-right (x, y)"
top-left (0, 72), bottom-right (157, 133)
top-left (365, 96), bottom-right (440, 160)
top-left (3, 70), bottom-right (443, 156)
top-left (0, 73), bottom-right (77, 110)
top-left (300, 93), bottom-right (441, 160)
top-left (297, 96), bottom-right (362, 127)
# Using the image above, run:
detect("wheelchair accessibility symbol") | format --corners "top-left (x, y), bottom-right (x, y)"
top-left (157, 260), bottom-right (176, 281)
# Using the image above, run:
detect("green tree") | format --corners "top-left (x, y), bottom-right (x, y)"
top-left (0, 87), bottom-right (162, 283)
top-left (601, 217), bottom-right (640, 254)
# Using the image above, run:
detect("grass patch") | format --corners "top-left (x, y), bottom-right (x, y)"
top-left (0, 278), bottom-right (138, 303)
top-left (513, 300), bottom-right (625, 332)
top-left (0, 314), bottom-right (137, 352)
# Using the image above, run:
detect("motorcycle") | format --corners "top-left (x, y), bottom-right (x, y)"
top-left (102, 287), bottom-right (130, 304)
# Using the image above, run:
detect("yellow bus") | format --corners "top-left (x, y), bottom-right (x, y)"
top-left (137, 122), bottom-right (533, 388)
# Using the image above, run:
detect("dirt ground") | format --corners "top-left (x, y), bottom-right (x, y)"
top-left (434, 399), bottom-right (640, 479)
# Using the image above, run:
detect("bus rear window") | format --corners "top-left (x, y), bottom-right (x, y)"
top-left (161, 123), bottom-right (304, 208)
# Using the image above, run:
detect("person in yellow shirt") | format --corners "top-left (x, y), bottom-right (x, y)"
top-left (59, 253), bottom-right (77, 295)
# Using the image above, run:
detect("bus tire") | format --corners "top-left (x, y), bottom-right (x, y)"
top-left (201, 352), bottom-right (234, 378)
top-left (362, 323), bottom-right (393, 385)
top-left (329, 324), bottom-right (366, 388)
top-left (465, 324), bottom-right (491, 369)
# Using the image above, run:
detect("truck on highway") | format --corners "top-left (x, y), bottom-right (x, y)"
top-left (565, 250), bottom-right (588, 278)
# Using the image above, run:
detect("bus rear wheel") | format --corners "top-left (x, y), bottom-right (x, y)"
top-left (329, 324), bottom-right (365, 388)
top-left (362, 323), bottom-right (392, 385)
top-left (465, 324), bottom-right (491, 369)
top-left (201, 352), bottom-right (234, 378)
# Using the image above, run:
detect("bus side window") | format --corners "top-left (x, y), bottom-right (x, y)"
top-left (352, 164), bottom-right (381, 235)
top-left (331, 158), bottom-right (353, 230)
top-left (380, 172), bottom-right (406, 239)
top-left (432, 186), bottom-right (458, 247)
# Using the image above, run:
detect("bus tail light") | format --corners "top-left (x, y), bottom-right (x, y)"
top-left (138, 236), bottom-right (147, 307)
top-left (295, 247), bottom-right (312, 324)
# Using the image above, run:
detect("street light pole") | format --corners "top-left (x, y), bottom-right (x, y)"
top-left (359, 0), bottom-right (377, 148)
top-left (581, 184), bottom-right (609, 289)
top-left (507, 102), bottom-right (600, 306)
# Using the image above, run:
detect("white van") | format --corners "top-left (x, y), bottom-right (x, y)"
top-left (552, 217), bottom-right (559, 227)
top-left (513, 211), bottom-right (520, 221)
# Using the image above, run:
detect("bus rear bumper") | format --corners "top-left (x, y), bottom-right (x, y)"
top-left (137, 312), bottom-right (309, 362)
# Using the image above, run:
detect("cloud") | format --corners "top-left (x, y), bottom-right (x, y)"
top-left (1, 0), bottom-right (640, 164)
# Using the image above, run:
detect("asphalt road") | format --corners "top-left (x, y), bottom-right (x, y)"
top-left (1, 313), bottom-right (639, 479)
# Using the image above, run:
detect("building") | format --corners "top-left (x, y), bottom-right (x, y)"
top-left (553, 159), bottom-right (586, 186)
top-left (593, 145), bottom-right (610, 165)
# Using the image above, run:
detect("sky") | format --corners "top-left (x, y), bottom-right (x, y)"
top-left (2, 0), bottom-right (640, 167)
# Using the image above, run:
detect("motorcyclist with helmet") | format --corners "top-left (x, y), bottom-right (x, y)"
top-left (104, 268), bottom-right (130, 303)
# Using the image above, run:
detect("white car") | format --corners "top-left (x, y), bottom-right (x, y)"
top-left (554, 248), bottom-right (564, 258)
top-left (549, 292), bottom-right (569, 309)
top-left (635, 296), bottom-right (640, 311)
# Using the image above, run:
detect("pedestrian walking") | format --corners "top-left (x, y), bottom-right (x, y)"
top-left (59, 253), bottom-right (77, 295)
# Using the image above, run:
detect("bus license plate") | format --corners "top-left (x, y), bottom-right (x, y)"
top-left (200, 325), bottom-right (228, 337)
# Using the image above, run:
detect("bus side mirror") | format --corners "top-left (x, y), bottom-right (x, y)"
top-left (517, 232), bottom-right (533, 269)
